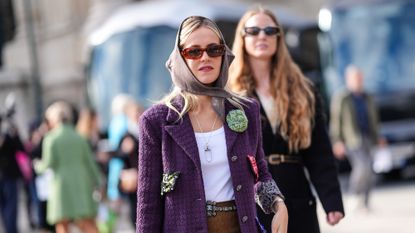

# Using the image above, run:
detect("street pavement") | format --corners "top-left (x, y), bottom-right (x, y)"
top-left (1, 189), bottom-right (135, 233)
top-left (318, 174), bottom-right (415, 233)
top-left (3, 174), bottom-right (415, 233)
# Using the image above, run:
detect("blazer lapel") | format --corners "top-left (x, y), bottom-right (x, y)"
top-left (164, 102), bottom-right (201, 169)
top-left (253, 91), bottom-right (277, 136)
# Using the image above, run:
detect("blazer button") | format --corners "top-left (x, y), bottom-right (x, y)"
top-left (236, 184), bottom-right (242, 191)
top-left (231, 155), bottom-right (238, 162)
top-left (242, 216), bottom-right (248, 222)
top-left (308, 200), bottom-right (313, 206)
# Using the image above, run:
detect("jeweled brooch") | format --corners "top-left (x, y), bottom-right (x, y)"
top-left (161, 171), bottom-right (180, 196)
top-left (226, 109), bottom-right (248, 133)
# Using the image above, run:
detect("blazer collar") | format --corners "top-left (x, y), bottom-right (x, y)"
top-left (164, 96), bottom-right (240, 168)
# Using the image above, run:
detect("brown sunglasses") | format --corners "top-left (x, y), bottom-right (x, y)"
top-left (181, 44), bottom-right (225, 60)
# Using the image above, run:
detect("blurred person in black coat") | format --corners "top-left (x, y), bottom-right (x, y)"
top-left (0, 114), bottom-right (25, 233)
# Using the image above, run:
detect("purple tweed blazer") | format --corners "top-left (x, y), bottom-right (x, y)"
top-left (136, 97), bottom-right (280, 233)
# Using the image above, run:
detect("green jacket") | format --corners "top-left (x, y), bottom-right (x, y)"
top-left (35, 124), bottom-right (102, 224)
top-left (330, 90), bottom-right (380, 149)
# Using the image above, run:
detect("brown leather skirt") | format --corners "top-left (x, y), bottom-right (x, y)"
top-left (207, 200), bottom-right (241, 233)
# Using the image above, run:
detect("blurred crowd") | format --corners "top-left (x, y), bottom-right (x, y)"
top-left (0, 94), bottom-right (143, 233)
top-left (1, 1), bottom-right (402, 232)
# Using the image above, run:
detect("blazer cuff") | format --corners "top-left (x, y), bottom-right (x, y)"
top-left (255, 180), bottom-right (283, 214)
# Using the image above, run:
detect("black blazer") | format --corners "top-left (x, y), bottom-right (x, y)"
top-left (254, 91), bottom-right (344, 233)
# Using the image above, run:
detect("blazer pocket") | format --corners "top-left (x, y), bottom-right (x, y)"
top-left (161, 171), bottom-right (180, 196)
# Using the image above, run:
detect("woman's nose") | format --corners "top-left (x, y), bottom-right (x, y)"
top-left (200, 50), bottom-right (210, 61)
top-left (257, 31), bottom-right (268, 38)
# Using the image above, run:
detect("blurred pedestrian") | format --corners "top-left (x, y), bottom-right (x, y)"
top-left (76, 107), bottom-right (108, 176)
top-left (228, 7), bottom-right (344, 233)
top-left (108, 94), bottom-right (134, 151)
top-left (26, 119), bottom-right (55, 232)
top-left (23, 119), bottom-right (43, 230)
top-left (34, 101), bottom-right (102, 233)
top-left (137, 16), bottom-right (288, 233)
top-left (76, 107), bottom-right (100, 152)
top-left (117, 100), bottom-right (143, 225)
top-left (330, 65), bottom-right (385, 211)
top-left (0, 108), bottom-right (25, 233)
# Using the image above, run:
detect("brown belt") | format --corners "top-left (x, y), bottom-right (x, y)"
top-left (206, 200), bottom-right (237, 217)
top-left (207, 200), bottom-right (240, 233)
top-left (266, 154), bottom-right (302, 165)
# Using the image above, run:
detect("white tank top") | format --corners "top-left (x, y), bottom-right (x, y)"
top-left (194, 127), bottom-right (235, 202)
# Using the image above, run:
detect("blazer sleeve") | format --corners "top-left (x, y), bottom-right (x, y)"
top-left (303, 94), bottom-right (345, 215)
top-left (250, 100), bottom-right (283, 214)
top-left (136, 114), bottom-right (163, 232)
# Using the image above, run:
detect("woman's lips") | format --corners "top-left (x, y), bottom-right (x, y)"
top-left (198, 66), bottom-right (214, 72)
top-left (256, 43), bottom-right (268, 49)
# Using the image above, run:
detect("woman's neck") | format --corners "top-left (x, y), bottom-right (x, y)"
top-left (192, 95), bottom-right (212, 114)
top-left (189, 95), bottom-right (222, 132)
top-left (249, 57), bottom-right (272, 96)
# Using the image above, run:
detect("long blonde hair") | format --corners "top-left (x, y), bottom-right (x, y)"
top-left (229, 7), bottom-right (315, 152)
top-left (163, 16), bottom-right (246, 119)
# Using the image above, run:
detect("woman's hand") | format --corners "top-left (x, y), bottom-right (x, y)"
top-left (332, 141), bottom-right (346, 160)
top-left (326, 211), bottom-right (344, 225)
top-left (271, 201), bottom-right (288, 233)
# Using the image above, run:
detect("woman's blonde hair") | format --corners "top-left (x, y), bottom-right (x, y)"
top-left (163, 16), bottom-right (246, 119)
top-left (45, 101), bottom-right (73, 126)
top-left (229, 6), bottom-right (315, 152)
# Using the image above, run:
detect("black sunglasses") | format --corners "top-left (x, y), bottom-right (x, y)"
top-left (244, 26), bottom-right (281, 36)
top-left (181, 44), bottom-right (225, 60)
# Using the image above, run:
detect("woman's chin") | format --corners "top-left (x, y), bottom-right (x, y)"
top-left (252, 51), bottom-right (274, 60)
top-left (197, 76), bottom-right (218, 86)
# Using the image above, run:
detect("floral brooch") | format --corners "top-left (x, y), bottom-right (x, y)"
top-left (226, 109), bottom-right (248, 133)
top-left (161, 171), bottom-right (180, 196)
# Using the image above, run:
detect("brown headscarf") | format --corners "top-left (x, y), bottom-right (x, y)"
top-left (165, 16), bottom-right (235, 120)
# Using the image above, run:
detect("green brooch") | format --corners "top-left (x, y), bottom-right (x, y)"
top-left (226, 109), bottom-right (248, 133)
top-left (161, 171), bottom-right (180, 196)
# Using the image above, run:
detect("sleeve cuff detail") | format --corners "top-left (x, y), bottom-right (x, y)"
top-left (255, 180), bottom-right (282, 214)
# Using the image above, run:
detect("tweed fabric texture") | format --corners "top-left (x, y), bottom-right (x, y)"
top-left (255, 180), bottom-right (280, 214)
top-left (136, 97), bottom-right (282, 233)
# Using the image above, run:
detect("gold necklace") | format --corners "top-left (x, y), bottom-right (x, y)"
top-left (194, 114), bottom-right (218, 163)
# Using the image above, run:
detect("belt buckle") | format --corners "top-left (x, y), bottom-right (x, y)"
top-left (268, 154), bottom-right (282, 165)
top-left (206, 201), bottom-right (217, 217)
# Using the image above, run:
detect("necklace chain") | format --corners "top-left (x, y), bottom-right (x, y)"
top-left (194, 114), bottom-right (218, 162)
